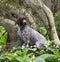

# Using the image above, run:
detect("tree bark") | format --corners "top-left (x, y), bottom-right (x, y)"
top-left (0, 17), bottom-right (17, 48)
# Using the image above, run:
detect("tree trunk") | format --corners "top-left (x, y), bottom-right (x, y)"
top-left (0, 17), bottom-right (17, 48)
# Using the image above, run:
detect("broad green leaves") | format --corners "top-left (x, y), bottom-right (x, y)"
top-left (0, 47), bottom-right (60, 62)
top-left (0, 26), bottom-right (8, 45)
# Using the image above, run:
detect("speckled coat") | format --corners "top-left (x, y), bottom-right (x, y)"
top-left (17, 25), bottom-right (46, 49)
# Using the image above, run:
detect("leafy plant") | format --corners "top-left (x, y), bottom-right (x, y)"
top-left (0, 26), bottom-right (8, 45)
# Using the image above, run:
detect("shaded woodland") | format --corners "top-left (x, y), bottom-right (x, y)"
top-left (0, 0), bottom-right (60, 62)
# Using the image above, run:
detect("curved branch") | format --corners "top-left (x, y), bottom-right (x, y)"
top-left (0, 17), bottom-right (17, 48)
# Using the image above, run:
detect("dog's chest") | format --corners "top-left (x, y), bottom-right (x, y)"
top-left (18, 27), bottom-right (30, 41)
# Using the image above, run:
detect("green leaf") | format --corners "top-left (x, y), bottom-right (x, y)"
top-left (0, 32), bottom-right (7, 45)
top-left (39, 54), bottom-right (58, 62)
top-left (40, 27), bottom-right (47, 35)
top-left (34, 58), bottom-right (45, 62)
top-left (53, 51), bottom-right (60, 58)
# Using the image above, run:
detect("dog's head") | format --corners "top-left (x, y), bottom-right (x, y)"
top-left (17, 16), bottom-right (27, 26)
